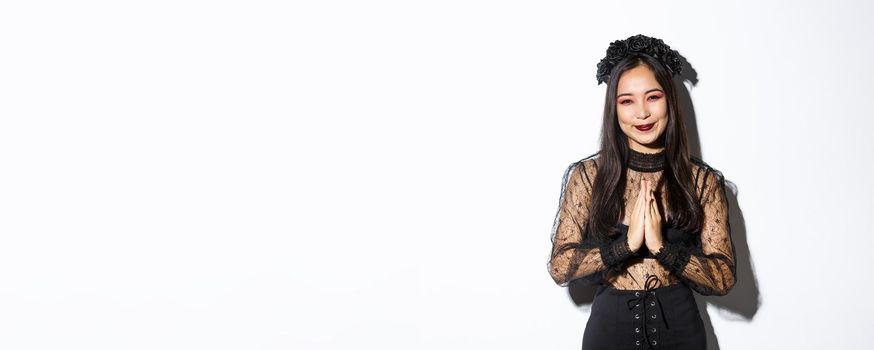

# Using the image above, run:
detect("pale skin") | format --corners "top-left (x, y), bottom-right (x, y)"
top-left (626, 178), bottom-right (664, 255)
top-left (616, 64), bottom-right (668, 255)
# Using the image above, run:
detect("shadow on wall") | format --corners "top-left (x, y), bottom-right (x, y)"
top-left (565, 55), bottom-right (761, 350)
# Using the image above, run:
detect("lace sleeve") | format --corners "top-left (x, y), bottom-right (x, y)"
top-left (548, 160), bottom-right (634, 287)
top-left (654, 167), bottom-right (737, 296)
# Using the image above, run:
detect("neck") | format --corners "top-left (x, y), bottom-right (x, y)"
top-left (627, 147), bottom-right (666, 172)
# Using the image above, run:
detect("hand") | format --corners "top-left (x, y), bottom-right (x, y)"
top-left (626, 179), bottom-right (647, 253)
top-left (644, 179), bottom-right (665, 254)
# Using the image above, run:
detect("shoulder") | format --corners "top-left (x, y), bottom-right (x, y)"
top-left (568, 152), bottom-right (600, 179)
top-left (560, 152), bottom-right (600, 189)
top-left (689, 156), bottom-right (726, 197)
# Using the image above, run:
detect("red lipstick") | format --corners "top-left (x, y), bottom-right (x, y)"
top-left (634, 123), bottom-right (654, 131)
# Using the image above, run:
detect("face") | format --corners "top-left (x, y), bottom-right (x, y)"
top-left (615, 64), bottom-right (668, 153)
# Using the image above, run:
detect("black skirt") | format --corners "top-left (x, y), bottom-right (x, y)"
top-left (582, 275), bottom-right (706, 350)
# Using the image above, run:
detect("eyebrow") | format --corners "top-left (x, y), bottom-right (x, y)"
top-left (617, 88), bottom-right (664, 98)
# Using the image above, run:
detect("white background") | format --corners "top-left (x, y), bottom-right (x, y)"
top-left (1, 1), bottom-right (871, 349)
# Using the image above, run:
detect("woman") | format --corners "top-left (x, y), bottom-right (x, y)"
top-left (547, 34), bottom-right (736, 350)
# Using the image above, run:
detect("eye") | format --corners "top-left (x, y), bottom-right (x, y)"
top-left (619, 99), bottom-right (632, 105)
top-left (648, 95), bottom-right (662, 101)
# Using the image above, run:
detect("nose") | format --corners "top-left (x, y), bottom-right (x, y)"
top-left (637, 108), bottom-right (651, 119)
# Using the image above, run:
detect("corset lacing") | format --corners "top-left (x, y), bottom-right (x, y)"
top-left (625, 274), bottom-right (671, 348)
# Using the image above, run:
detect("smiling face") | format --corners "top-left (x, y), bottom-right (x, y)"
top-left (615, 64), bottom-right (668, 153)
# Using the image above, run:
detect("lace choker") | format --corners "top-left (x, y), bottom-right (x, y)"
top-left (627, 148), bottom-right (666, 172)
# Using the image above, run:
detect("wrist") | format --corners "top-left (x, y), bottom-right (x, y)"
top-left (653, 241), bottom-right (691, 275)
top-left (626, 237), bottom-right (638, 253)
top-left (601, 237), bottom-right (634, 267)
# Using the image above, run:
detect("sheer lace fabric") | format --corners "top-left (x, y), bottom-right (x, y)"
top-left (547, 150), bottom-right (736, 296)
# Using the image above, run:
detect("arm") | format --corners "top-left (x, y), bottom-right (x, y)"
top-left (653, 168), bottom-right (737, 296)
top-left (547, 160), bottom-right (634, 287)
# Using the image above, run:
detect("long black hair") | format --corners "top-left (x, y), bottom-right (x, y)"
top-left (585, 52), bottom-right (711, 243)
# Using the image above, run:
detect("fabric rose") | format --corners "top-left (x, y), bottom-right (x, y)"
top-left (605, 40), bottom-right (627, 62)
top-left (595, 34), bottom-right (684, 85)
top-left (626, 34), bottom-right (652, 52)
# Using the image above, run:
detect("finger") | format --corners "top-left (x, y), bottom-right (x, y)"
top-left (641, 198), bottom-right (652, 234)
top-left (646, 181), bottom-right (655, 199)
top-left (646, 181), bottom-right (654, 205)
top-left (643, 186), bottom-right (650, 211)
top-left (643, 193), bottom-right (649, 226)
top-left (647, 203), bottom-right (657, 241)
top-left (634, 180), bottom-right (645, 214)
top-left (649, 197), bottom-right (659, 222)
top-left (638, 182), bottom-right (648, 218)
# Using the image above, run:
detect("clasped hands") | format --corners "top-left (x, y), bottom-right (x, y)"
top-left (627, 179), bottom-right (664, 255)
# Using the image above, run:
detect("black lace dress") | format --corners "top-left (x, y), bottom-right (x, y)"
top-left (547, 148), bottom-right (736, 350)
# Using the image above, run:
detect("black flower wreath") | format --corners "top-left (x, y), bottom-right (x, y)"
top-left (596, 34), bottom-right (683, 85)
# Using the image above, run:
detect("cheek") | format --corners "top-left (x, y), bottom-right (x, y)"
top-left (616, 109), bottom-right (634, 124)
top-left (656, 117), bottom-right (669, 134)
top-left (654, 100), bottom-right (668, 115)
top-left (651, 103), bottom-right (667, 123)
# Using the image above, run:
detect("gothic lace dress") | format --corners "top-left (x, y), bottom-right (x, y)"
top-left (547, 149), bottom-right (736, 296)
